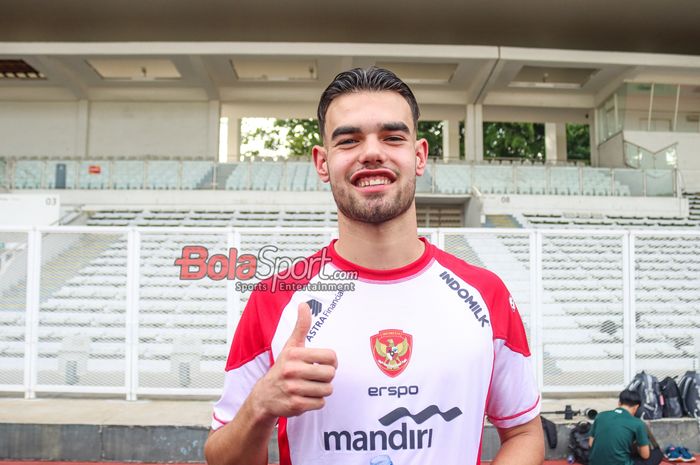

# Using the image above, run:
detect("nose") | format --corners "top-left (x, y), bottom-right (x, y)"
top-left (358, 135), bottom-right (387, 166)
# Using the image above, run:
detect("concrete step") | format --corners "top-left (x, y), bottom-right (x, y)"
top-left (1, 397), bottom-right (698, 462)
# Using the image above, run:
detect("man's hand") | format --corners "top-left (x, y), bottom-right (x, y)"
top-left (204, 303), bottom-right (338, 465)
top-left (250, 302), bottom-right (338, 419)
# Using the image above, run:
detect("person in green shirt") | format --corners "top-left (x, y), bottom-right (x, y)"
top-left (588, 389), bottom-right (651, 465)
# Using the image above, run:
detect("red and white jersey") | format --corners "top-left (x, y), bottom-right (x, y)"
top-left (212, 238), bottom-right (540, 465)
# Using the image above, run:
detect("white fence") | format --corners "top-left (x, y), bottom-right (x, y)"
top-left (0, 226), bottom-right (698, 399)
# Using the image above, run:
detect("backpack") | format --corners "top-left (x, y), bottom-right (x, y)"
top-left (541, 416), bottom-right (558, 449)
top-left (626, 371), bottom-right (663, 419)
top-left (659, 376), bottom-right (683, 418)
top-left (568, 421), bottom-right (591, 464)
top-left (678, 371), bottom-right (700, 417)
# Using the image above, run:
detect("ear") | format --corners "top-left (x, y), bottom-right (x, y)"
top-left (415, 138), bottom-right (429, 176)
top-left (312, 145), bottom-right (330, 183)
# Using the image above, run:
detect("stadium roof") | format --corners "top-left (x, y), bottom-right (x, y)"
top-left (0, 0), bottom-right (699, 55)
top-left (0, 0), bottom-right (699, 107)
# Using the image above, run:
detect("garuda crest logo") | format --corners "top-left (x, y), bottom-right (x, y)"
top-left (370, 329), bottom-right (412, 377)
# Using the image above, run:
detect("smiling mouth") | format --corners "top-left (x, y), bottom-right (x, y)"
top-left (355, 176), bottom-right (393, 188)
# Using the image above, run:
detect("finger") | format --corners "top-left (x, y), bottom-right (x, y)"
top-left (282, 361), bottom-right (336, 383)
top-left (286, 396), bottom-right (327, 417)
top-left (284, 303), bottom-right (312, 349)
top-left (291, 348), bottom-right (338, 369)
top-left (286, 379), bottom-right (334, 399)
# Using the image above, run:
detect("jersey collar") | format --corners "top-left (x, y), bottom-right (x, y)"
top-left (326, 237), bottom-right (435, 282)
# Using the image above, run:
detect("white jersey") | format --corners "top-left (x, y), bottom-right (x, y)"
top-left (212, 238), bottom-right (540, 465)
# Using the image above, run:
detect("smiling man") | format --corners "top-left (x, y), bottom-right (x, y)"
top-left (204, 67), bottom-right (544, 465)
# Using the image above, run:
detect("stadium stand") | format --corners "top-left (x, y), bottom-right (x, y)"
top-left (79, 161), bottom-right (111, 189)
top-left (113, 160), bottom-right (145, 189)
top-left (14, 160), bottom-right (44, 189)
top-left (4, 157), bottom-right (676, 196)
top-left (472, 212), bottom-right (700, 388)
top-left (0, 158), bottom-right (7, 189)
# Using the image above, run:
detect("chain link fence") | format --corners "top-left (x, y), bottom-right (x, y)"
top-left (0, 232), bottom-right (29, 392)
top-left (0, 226), bottom-right (698, 398)
top-left (442, 230), bottom-right (533, 339)
top-left (138, 231), bottom-right (229, 395)
top-left (634, 233), bottom-right (700, 379)
top-left (541, 232), bottom-right (625, 390)
top-left (36, 231), bottom-right (128, 393)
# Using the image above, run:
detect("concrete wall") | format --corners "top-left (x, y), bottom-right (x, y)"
top-left (624, 130), bottom-right (700, 192)
top-left (597, 132), bottom-right (625, 168)
top-left (43, 188), bottom-right (336, 210)
top-left (597, 130), bottom-right (700, 192)
top-left (88, 102), bottom-right (214, 158)
top-left (2, 418), bottom-right (698, 462)
top-left (0, 101), bottom-right (218, 159)
top-left (624, 130), bottom-right (700, 170)
top-left (482, 194), bottom-right (688, 218)
top-left (0, 102), bottom-right (80, 157)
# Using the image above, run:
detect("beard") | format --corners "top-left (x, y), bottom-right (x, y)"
top-left (330, 174), bottom-right (417, 224)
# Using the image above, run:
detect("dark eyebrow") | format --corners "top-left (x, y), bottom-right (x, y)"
top-left (331, 126), bottom-right (361, 140)
top-left (330, 122), bottom-right (411, 141)
top-left (381, 122), bottom-right (410, 133)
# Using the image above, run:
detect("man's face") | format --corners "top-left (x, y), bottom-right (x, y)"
top-left (312, 91), bottom-right (428, 224)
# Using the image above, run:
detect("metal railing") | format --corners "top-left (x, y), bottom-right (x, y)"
top-left (624, 140), bottom-right (678, 170)
top-left (0, 157), bottom-right (678, 197)
top-left (1, 226), bottom-right (698, 398)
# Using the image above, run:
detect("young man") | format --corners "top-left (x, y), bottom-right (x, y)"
top-left (204, 67), bottom-right (543, 465)
top-left (588, 390), bottom-right (652, 465)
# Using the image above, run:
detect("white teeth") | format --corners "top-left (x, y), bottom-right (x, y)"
top-left (357, 176), bottom-right (391, 187)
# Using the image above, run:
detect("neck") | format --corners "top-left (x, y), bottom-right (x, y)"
top-left (619, 405), bottom-right (635, 415)
top-left (334, 204), bottom-right (424, 270)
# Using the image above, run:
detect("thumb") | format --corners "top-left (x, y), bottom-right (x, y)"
top-left (285, 302), bottom-right (312, 348)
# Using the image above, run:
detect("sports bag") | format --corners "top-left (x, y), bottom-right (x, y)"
top-left (627, 371), bottom-right (663, 419)
top-left (659, 376), bottom-right (683, 418)
top-left (678, 370), bottom-right (700, 417)
top-left (568, 421), bottom-right (591, 464)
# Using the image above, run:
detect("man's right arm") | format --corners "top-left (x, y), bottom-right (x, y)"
top-left (637, 444), bottom-right (650, 460)
top-left (204, 304), bottom-right (337, 465)
top-left (204, 396), bottom-right (278, 465)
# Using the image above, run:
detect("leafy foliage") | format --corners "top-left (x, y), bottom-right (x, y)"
top-left (483, 122), bottom-right (545, 160)
top-left (241, 118), bottom-right (320, 159)
top-left (240, 118), bottom-right (590, 163)
top-left (417, 121), bottom-right (444, 158)
top-left (566, 123), bottom-right (591, 162)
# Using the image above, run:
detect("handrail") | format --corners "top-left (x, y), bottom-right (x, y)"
top-left (3, 156), bottom-right (678, 196)
top-left (623, 140), bottom-right (678, 156)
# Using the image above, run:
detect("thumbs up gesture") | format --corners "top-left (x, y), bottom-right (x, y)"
top-left (251, 302), bottom-right (338, 419)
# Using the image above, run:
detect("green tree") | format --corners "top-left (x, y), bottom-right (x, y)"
top-left (483, 122), bottom-right (545, 160)
top-left (566, 123), bottom-right (591, 163)
top-left (242, 118), bottom-right (446, 159)
top-left (241, 118), bottom-right (320, 159)
top-left (417, 121), bottom-right (444, 158)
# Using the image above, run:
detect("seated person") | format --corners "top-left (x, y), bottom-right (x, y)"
top-left (588, 389), bottom-right (651, 465)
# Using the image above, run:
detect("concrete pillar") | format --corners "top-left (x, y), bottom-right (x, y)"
top-left (545, 122), bottom-right (568, 164)
top-left (207, 100), bottom-right (220, 162)
top-left (228, 114), bottom-right (241, 162)
top-left (465, 105), bottom-right (476, 162)
top-left (442, 118), bottom-right (460, 162)
top-left (589, 115), bottom-right (599, 167)
top-left (465, 104), bottom-right (484, 162)
top-left (475, 104), bottom-right (484, 163)
top-left (75, 100), bottom-right (89, 158)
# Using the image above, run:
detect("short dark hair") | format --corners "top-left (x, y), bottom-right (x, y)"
top-left (316, 67), bottom-right (420, 141)
top-left (619, 389), bottom-right (642, 407)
